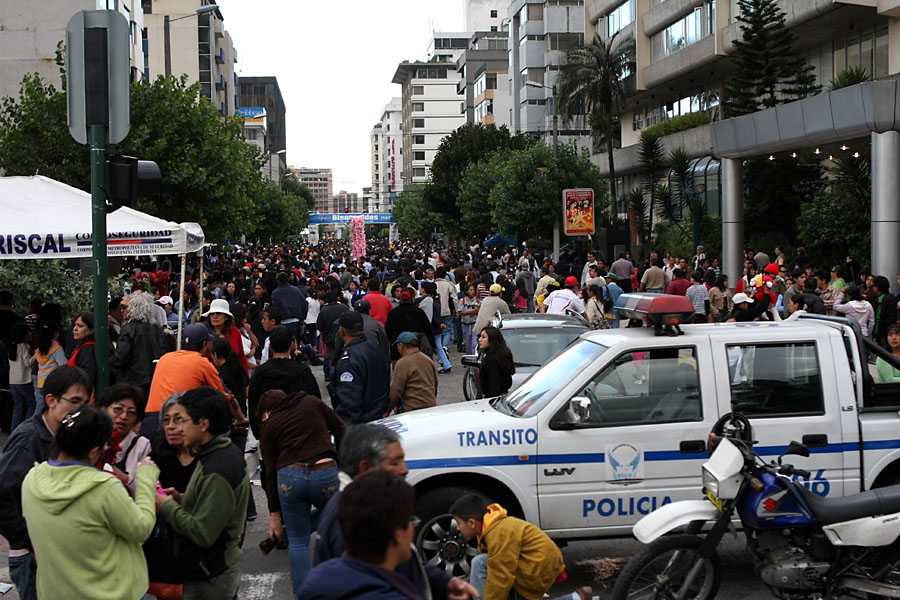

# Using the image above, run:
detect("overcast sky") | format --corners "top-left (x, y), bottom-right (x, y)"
top-left (217, 0), bottom-right (465, 198)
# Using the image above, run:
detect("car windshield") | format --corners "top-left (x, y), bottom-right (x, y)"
top-left (500, 339), bottom-right (608, 418)
top-left (503, 327), bottom-right (586, 367)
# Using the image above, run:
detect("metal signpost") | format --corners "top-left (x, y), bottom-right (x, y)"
top-left (66, 10), bottom-right (131, 397)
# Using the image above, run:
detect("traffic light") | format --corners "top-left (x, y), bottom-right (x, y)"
top-left (105, 153), bottom-right (161, 211)
top-left (344, 207), bottom-right (349, 213)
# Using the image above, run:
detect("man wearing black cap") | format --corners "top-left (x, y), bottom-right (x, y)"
top-left (331, 311), bottom-right (391, 424)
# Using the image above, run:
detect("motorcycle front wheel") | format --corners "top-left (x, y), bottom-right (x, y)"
top-left (612, 534), bottom-right (721, 600)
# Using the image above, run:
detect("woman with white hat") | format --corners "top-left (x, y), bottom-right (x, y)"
top-left (204, 299), bottom-right (248, 374)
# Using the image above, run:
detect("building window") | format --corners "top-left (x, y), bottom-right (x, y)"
top-left (650, 2), bottom-right (714, 61)
top-left (527, 3), bottom-right (543, 21)
top-left (413, 118), bottom-right (425, 128)
top-left (416, 67), bottom-right (449, 79)
top-left (412, 102), bottom-right (424, 112)
top-left (491, 9), bottom-right (498, 17)
top-left (547, 33), bottom-right (584, 51)
top-left (413, 167), bottom-right (427, 177)
top-left (491, 26), bottom-right (498, 32)
top-left (412, 85), bottom-right (425, 95)
top-left (607, 0), bottom-right (635, 38)
top-left (414, 151), bottom-right (426, 160)
top-left (834, 26), bottom-right (889, 80)
top-left (414, 134), bottom-right (425, 144)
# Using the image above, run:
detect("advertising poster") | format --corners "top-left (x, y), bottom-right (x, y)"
top-left (563, 188), bottom-right (594, 236)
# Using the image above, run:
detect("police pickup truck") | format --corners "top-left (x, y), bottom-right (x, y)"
top-left (380, 294), bottom-right (900, 575)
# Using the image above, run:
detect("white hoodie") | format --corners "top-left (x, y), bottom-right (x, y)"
top-left (833, 290), bottom-right (876, 337)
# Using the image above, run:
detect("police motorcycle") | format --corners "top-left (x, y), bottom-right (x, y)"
top-left (612, 413), bottom-right (900, 599)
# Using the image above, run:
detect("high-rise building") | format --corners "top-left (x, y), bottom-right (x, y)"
top-left (143, 0), bottom-right (239, 116)
top-left (362, 187), bottom-right (372, 213)
top-left (238, 76), bottom-right (286, 155)
top-left (333, 190), bottom-right (360, 214)
top-left (585, 0), bottom-right (900, 288)
top-left (464, 0), bottom-right (508, 34)
top-left (507, 0), bottom-right (589, 146)
top-left (296, 167), bottom-right (334, 213)
top-left (378, 98), bottom-right (403, 213)
top-left (370, 123), bottom-right (382, 211)
top-left (456, 31), bottom-right (511, 127)
top-left (0, 0), bottom-right (146, 101)
top-left (392, 35), bottom-right (468, 187)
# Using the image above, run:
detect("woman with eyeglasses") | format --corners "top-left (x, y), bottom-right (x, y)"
top-left (150, 394), bottom-right (197, 497)
top-left (21, 404), bottom-right (159, 600)
top-left (96, 383), bottom-right (151, 494)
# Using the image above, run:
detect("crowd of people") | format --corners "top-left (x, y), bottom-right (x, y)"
top-left (1, 236), bottom-right (899, 599)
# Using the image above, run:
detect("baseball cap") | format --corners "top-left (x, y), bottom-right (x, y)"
top-left (158, 295), bottom-right (174, 306)
top-left (183, 323), bottom-right (213, 345)
top-left (732, 292), bottom-right (754, 304)
top-left (489, 283), bottom-right (503, 295)
top-left (604, 273), bottom-right (618, 281)
top-left (353, 298), bottom-right (371, 314)
top-left (339, 311), bottom-right (364, 330)
top-left (400, 288), bottom-right (415, 300)
top-left (565, 276), bottom-right (579, 287)
top-left (393, 331), bottom-right (419, 346)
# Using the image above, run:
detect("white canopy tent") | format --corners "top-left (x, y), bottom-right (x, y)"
top-left (0, 175), bottom-right (206, 347)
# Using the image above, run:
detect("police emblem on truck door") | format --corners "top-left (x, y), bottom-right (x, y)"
top-left (607, 444), bottom-right (643, 481)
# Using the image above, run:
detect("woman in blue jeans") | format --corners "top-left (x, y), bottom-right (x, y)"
top-left (257, 389), bottom-right (345, 598)
top-left (7, 323), bottom-right (35, 430)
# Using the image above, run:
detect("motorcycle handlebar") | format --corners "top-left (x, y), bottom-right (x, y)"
top-left (778, 465), bottom-right (811, 479)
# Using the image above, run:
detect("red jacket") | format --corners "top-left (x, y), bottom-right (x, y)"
top-left (364, 290), bottom-right (392, 326)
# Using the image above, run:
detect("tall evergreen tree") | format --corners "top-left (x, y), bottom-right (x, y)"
top-left (724, 0), bottom-right (820, 117)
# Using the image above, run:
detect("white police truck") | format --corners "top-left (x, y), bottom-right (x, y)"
top-left (380, 294), bottom-right (900, 576)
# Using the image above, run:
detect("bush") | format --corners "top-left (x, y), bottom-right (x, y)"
top-left (0, 260), bottom-right (123, 324)
top-left (642, 111), bottom-right (710, 139)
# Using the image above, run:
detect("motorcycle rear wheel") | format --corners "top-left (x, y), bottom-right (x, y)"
top-left (612, 534), bottom-right (721, 600)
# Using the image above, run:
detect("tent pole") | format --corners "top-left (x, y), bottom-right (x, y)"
top-left (177, 253), bottom-right (186, 350)
top-left (199, 253), bottom-right (205, 300)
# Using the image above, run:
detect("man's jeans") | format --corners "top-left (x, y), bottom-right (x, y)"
top-left (9, 553), bottom-right (37, 600)
top-left (436, 316), bottom-right (453, 371)
top-left (278, 465), bottom-right (340, 598)
top-left (10, 382), bottom-right (35, 431)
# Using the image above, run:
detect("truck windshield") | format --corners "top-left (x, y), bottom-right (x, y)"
top-left (502, 339), bottom-right (607, 418)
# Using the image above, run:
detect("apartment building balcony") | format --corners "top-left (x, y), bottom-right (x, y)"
top-left (215, 75), bottom-right (226, 90)
top-left (593, 121), bottom-right (714, 178)
top-left (643, 34), bottom-right (717, 89)
top-left (586, 0), bottom-right (624, 23)
top-left (215, 48), bottom-right (225, 64)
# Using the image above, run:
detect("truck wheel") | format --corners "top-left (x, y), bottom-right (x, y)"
top-left (415, 487), bottom-right (485, 578)
top-left (611, 534), bottom-right (721, 600)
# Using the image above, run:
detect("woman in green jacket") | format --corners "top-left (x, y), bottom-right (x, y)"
top-left (22, 405), bottom-right (159, 600)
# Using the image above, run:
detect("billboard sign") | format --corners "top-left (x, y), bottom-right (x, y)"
top-left (563, 188), bottom-right (595, 236)
top-left (237, 107), bottom-right (266, 124)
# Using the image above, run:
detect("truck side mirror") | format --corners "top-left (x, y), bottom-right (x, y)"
top-left (568, 396), bottom-right (591, 424)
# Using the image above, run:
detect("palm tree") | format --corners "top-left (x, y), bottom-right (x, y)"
top-left (557, 31), bottom-right (635, 210)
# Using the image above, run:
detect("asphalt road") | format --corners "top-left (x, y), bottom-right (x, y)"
top-left (0, 345), bottom-right (775, 599)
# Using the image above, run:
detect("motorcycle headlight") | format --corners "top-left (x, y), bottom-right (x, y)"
top-left (702, 466), bottom-right (719, 496)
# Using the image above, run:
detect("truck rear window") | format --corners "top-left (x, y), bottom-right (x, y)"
top-left (726, 342), bottom-right (824, 417)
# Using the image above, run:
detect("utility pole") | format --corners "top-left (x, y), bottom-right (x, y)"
top-left (552, 84), bottom-right (560, 262)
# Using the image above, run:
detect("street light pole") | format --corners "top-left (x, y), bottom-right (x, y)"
top-left (164, 5), bottom-right (218, 80)
top-left (551, 84), bottom-right (559, 262)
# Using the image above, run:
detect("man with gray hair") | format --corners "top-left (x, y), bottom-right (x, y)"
top-left (314, 424), bottom-right (474, 599)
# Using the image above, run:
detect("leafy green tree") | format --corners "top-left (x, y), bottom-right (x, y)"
top-left (797, 156), bottom-right (870, 268)
top-left (0, 73), bottom-right (273, 242)
top-left (557, 31), bottom-right (634, 206)
top-left (0, 74), bottom-right (89, 188)
top-left (455, 149), bottom-right (513, 241)
top-left (485, 142), bottom-right (610, 240)
top-left (252, 179), bottom-right (309, 242)
top-left (743, 157), bottom-right (819, 250)
top-left (122, 76), bottom-right (264, 241)
top-left (633, 131), bottom-right (667, 252)
top-left (423, 123), bottom-right (535, 233)
top-left (282, 175), bottom-right (316, 213)
top-left (392, 185), bottom-right (435, 240)
top-left (724, 0), bottom-right (820, 117)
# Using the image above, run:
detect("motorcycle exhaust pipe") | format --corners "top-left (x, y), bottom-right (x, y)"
top-left (843, 577), bottom-right (900, 598)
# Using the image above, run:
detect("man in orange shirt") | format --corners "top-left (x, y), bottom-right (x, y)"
top-left (141, 323), bottom-right (247, 439)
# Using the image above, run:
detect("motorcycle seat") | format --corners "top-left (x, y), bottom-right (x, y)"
top-left (797, 483), bottom-right (900, 525)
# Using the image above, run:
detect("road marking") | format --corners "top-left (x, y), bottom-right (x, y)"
top-left (240, 572), bottom-right (284, 599)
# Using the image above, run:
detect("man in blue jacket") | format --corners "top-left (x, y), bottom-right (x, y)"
top-left (271, 271), bottom-right (308, 345)
top-left (330, 311), bottom-right (390, 423)
top-left (301, 471), bottom-right (477, 600)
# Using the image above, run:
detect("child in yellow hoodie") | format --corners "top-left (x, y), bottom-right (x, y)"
top-left (451, 494), bottom-right (592, 600)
